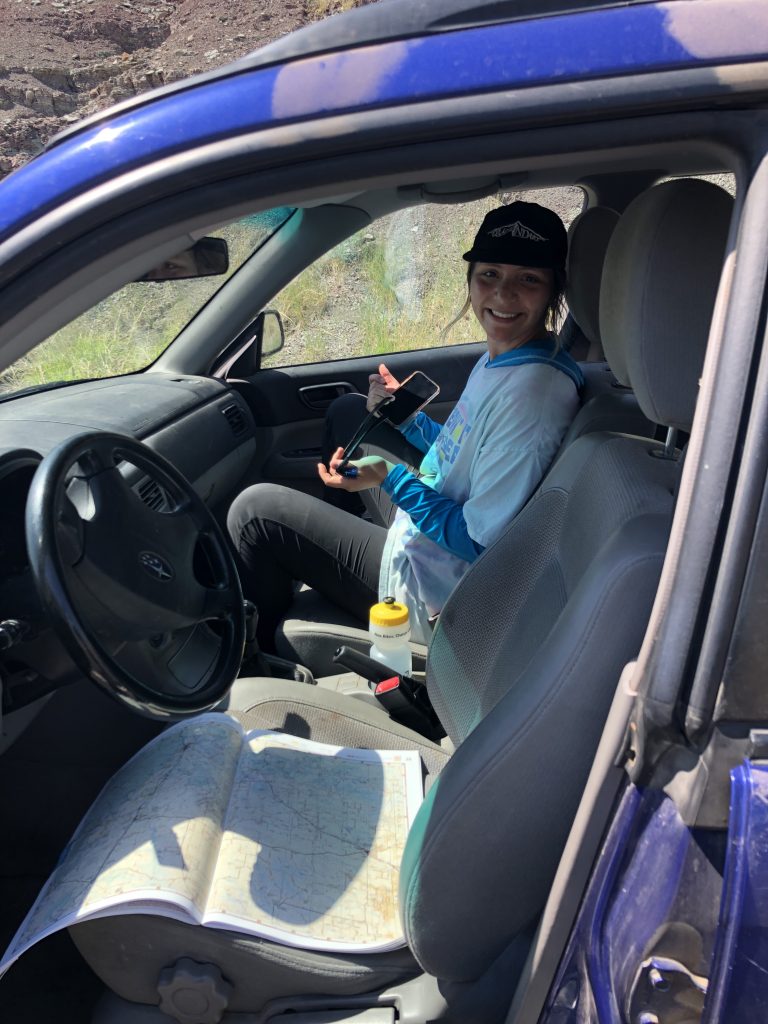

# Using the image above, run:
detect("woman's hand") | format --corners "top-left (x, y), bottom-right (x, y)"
top-left (318, 447), bottom-right (393, 492)
top-left (367, 362), bottom-right (400, 412)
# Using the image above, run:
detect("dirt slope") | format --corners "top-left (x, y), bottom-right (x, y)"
top-left (0, 0), bottom-right (344, 175)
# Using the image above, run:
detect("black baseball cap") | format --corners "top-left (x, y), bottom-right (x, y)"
top-left (463, 201), bottom-right (568, 270)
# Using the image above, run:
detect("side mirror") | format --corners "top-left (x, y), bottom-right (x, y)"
top-left (260, 309), bottom-right (285, 361)
top-left (214, 309), bottom-right (286, 379)
top-left (139, 237), bottom-right (229, 281)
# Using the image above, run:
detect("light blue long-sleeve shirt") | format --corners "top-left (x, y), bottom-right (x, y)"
top-left (378, 344), bottom-right (582, 641)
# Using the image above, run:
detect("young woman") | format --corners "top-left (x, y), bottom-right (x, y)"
top-left (228, 201), bottom-right (583, 649)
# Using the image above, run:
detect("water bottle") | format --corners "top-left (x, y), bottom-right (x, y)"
top-left (369, 597), bottom-right (412, 677)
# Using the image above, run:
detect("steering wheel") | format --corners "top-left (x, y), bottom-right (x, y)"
top-left (25, 431), bottom-right (245, 719)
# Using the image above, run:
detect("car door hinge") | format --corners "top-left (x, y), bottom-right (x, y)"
top-left (627, 955), bottom-right (709, 1024)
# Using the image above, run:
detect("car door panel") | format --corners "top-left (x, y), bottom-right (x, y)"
top-left (231, 341), bottom-right (484, 490)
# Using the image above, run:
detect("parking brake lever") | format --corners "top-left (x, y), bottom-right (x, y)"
top-left (333, 645), bottom-right (442, 740)
top-left (332, 644), bottom-right (406, 684)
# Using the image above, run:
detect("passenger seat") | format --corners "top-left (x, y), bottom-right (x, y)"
top-left (274, 205), bottom-right (656, 677)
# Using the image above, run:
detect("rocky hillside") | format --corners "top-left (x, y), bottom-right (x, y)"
top-left (0, 0), bottom-right (353, 175)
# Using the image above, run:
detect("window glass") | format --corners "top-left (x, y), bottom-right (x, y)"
top-left (0, 208), bottom-right (294, 397)
top-left (264, 188), bottom-right (584, 368)
top-left (658, 172), bottom-right (736, 195)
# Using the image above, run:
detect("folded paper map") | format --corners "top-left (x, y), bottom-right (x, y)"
top-left (0, 713), bottom-right (423, 978)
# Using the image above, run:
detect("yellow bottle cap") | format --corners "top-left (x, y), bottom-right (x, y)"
top-left (369, 598), bottom-right (409, 627)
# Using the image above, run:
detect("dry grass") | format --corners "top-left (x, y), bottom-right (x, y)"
top-left (306, 0), bottom-right (359, 18)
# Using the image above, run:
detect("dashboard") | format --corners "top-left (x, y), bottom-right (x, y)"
top-left (0, 371), bottom-right (255, 489)
top-left (0, 371), bottom-right (257, 735)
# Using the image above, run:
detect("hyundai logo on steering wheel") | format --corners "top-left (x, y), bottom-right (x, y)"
top-left (139, 551), bottom-right (174, 582)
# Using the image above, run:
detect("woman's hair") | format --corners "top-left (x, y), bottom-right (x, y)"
top-left (441, 262), bottom-right (567, 348)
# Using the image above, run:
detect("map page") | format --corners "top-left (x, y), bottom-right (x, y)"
top-left (207, 731), bottom-right (423, 951)
top-left (0, 713), bottom-right (424, 978)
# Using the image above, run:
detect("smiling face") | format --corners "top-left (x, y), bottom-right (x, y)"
top-left (469, 262), bottom-right (554, 357)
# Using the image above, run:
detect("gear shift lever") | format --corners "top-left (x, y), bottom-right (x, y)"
top-left (242, 600), bottom-right (272, 677)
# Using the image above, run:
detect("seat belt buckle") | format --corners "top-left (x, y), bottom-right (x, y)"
top-left (373, 675), bottom-right (442, 741)
top-left (374, 676), bottom-right (416, 714)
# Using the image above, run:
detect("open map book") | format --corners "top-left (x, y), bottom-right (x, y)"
top-left (0, 713), bottom-right (424, 978)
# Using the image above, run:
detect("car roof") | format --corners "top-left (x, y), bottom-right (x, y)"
top-left (45, 0), bottom-right (661, 149)
top-left (3, 0), bottom-right (764, 248)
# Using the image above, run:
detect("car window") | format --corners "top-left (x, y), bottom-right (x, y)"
top-left (658, 172), bottom-right (736, 195)
top-left (0, 208), bottom-right (294, 397)
top-left (263, 188), bottom-right (584, 369)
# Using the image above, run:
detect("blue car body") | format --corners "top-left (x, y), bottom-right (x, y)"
top-left (3, 0), bottom-right (766, 244)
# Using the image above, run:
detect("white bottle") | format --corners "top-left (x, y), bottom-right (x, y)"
top-left (369, 597), bottom-right (412, 677)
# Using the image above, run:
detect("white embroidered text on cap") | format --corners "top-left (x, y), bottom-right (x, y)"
top-left (487, 221), bottom-right (547, 242)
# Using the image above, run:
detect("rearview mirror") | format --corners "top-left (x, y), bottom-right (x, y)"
top-left (139, 237), bottom-right (229, 281)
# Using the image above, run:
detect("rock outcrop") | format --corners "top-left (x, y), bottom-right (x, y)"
top-left (0, 0), bottom-right (334, 176)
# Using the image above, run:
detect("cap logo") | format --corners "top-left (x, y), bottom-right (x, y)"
top-left (488, 221), bottom-right (547, 242)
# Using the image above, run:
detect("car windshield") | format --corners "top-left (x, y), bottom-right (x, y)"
top-left (0, 207), bottom-right (295, 397)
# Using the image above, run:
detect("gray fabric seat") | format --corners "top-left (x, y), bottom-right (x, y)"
top-left (557, 205), bottom-right (655, 450)
top-left (276, 205), bottom-right (652, 678)
top-left (70, 179), bottom-right (733, 1020)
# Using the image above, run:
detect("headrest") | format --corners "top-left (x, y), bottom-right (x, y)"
top-left (600, 179), bottom-right (733, 431)
top-left (565, 206), bottom-right (619, 359)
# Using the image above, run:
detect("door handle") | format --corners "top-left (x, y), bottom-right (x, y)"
top-left (283, 447), bottom-right (323, 459)
top-left (298, 382), bottom-right (355, 411)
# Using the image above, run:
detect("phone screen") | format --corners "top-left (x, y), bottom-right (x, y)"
top-left (381, 371), bottom-right (440, 426)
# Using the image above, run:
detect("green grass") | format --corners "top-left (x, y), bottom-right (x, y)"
top-left (0, 216), bottom-right (286, 395)
top-left (1, 283), bottom-right (210, 392)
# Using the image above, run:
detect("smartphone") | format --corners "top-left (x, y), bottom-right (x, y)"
top-left (379, 370), bottom-right (440, 426)
top-left (339, 370), bottom-right (441, 465)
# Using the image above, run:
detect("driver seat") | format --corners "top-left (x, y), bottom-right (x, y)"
top-left (68, 180), bottom-right (732, 1022)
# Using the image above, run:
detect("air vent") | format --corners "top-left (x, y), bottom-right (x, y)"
top-left (222, 402), bottom-right (248, 439)
top-left (136, 476), bottom-right (171, 512)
